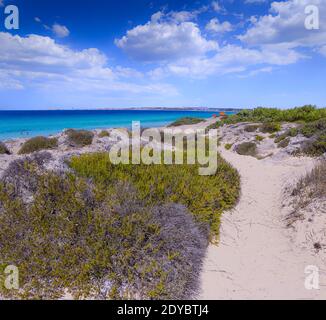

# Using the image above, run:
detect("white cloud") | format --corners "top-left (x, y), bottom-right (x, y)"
top-left (0, 32), bottom-right (107, 71)
top-left (206, 18), bottom-right (233, 33)
top-left (115, 11), bottom-right (218, 62)
top-left (0, 32), bottom-right (177, 97)
top-left (240, 0), bottom-right (326, 49)
top-left (150, 44), bottom-right (303, 79)
top-left (34, 17), bottom-right (41, 23)
top-left (237, 67), bottom-right (274, 78)
top-left (52, 23), bottom-right (70, 38)
top-left (211, 1), bottom-right (222, 12)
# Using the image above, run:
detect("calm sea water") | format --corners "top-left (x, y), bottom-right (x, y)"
top-left (0, 110), bottom-right (234, 140)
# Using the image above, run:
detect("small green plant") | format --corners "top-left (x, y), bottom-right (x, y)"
top-left (277, 137), bottom-right (290, 148)
top-left (168, 117), bottom-right (204, 127)
top-left (235, 142), bottom-right (257, 157)
top-left (0, 142), bottom-right (10, 155)
top-left (98, 130), bottom-right (110, 138)
top-left (244, 125), bottom-right (260, 133)
top-left (260, 122), bottom-right (281, 134)
top-left (65, 129), bottom-right (94, 147)
top-left (225, 143), bottom-right (233, 150)
top-left (18, 136), bottom-right (58, 154)
top-left (255, 135), bottom-right (265, 142)
top-left (287, 160), bottom-right (326, 226)
top-left (269, 134), bottom-right (276, 139)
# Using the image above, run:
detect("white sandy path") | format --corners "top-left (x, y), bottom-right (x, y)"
top-left (200, 148), bottom-right (326, 300)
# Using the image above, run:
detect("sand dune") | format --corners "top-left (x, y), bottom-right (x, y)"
top-left (200, 147), bottom-right (325, 299)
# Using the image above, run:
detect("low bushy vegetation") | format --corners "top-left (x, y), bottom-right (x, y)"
top-left (168, 117), bottom-right (204, 127)
top-left (277, 137), bottom-right (290, 148)
top-left (259, 122), bottom-right (281, 134)
top-left (98, 130), bottom-right (110, 138)
top-left (275, 118), bottom-right (326, 156)
top-left (212, 106), bottom-right (326, 128)
top-left (291, 160), bottom-right (326, 210)
top-left (69, 152), bottom-right (240, 237)
top-left (244, 124), bottom-right (260, 132)
top-left (0, 163), bottom-right (208, 299)
top-left (1, 152), bottom-right (52, 201)
top-left (65, 129), bottom-right (94, 147)
top-left (18, 136), bottom-right (58, 154)
top-left (225, 143), bottom-right (233, 150)
top-left (0, 142), bottom-right (10, 155)
top-left (0, 148), bottom-right (240, 300)
top-left (235, 142), bottom-right (257, 157)
top-left (255, 135), bottom-right (265, 142)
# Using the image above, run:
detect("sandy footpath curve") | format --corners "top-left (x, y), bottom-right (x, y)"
top-left (200, 149), bottom-right (326, 300)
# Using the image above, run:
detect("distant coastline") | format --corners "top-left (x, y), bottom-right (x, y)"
top-left (0, 107), bottom-right (242, 112)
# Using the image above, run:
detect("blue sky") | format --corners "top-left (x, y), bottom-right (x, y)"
top-left (0, 0), bottom-right (325, 109)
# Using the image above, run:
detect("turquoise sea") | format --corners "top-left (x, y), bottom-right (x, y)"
top-left (0, 110), bottom-right (235, 140)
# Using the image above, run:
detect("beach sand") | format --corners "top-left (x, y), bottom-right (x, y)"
top-left (199, 146), bottom-right (326, 299)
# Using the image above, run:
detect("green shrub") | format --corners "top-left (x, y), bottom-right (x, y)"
top-left (276, 119), bottom-right (326, 156)
top-left (290, 160), bottom-right (326, 212)
top-left (274, 134), bottom-right (287, 144)
top-left (168, 117), bottom-right (204, 127)
top-left (69, 152), bottom-right (240, 237)
top-left (269, 134), bottom-right (276, 139)
top-left (299, 136), bottom-right (326, 156)
top-left (0, 171), bottom-right (208, 300)
top-left (225, 143), bottom-right (233, 150)
top-left (255, 135), bottom-right (265, 142)
top-left (0, 142), bottom-right (10, 155)
top-left (1, 153), bottom-right (52, 200)
top-left (260, 122), bottom-right (281, 134)
top-left (18, 136), bottom-right (58, 154)
top-left (65, 129), bottom-right (94, 147)
top-left (212, 106), bottom-right (326, 128)
top-left (277, 137), bottom-right (290, 148)
top-left (98, 130), bottom-right (110, 138)
top-left (235, 142), bottom-right (257, 157)
top-left (300, 118), bottom-right (326, 138)
top-left (244, 125), bottom-right (260, 132)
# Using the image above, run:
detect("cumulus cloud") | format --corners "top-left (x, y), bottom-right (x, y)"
top-left (240, 0), bottom-right (326, 49)
top-left (52, 23), bottom-right (70, 38)
top-left (206, 18), bottom-right (233, 33)
top-left (153, 43), bottom-right (303, 79)
top-left (0, 32), bottom-right (177, 96)
top-left (115, 11), bottom-right (218, 62)
top-left (0, 32), bottom-right (106, 71)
